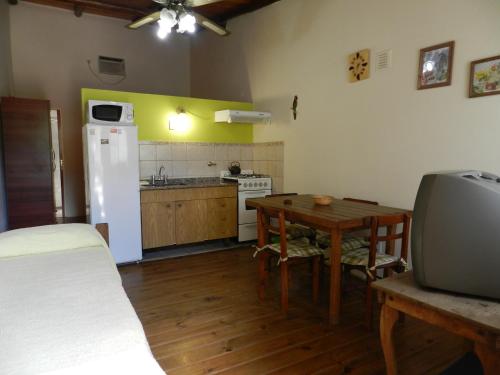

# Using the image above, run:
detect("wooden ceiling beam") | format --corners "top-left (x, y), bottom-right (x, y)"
top-left (17, 0), bottom-right (281, 26)
top-left (205, 0), bottom-right (280, 23)
top-left (21, 0), bottom-right (149, 20)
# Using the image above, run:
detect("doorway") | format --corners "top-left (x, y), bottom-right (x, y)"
top-left (50, 110), bottom-right (64, 218)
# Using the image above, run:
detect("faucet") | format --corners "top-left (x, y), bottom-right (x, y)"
top-left (158, 165), bottom-right (165, 178)
top-left (151, 165), bottom-right (167, 186)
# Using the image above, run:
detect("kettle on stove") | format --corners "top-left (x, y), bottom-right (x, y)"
top-left (228, 161), bottom-right (241, 175)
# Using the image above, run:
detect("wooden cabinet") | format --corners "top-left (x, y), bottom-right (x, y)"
top-left (140, 186), bottom-right (237, 249)
top-left (175, 200), bottom-right (207, 244)
top-left (141, 202), bottom-right (175, 249)
top-left (207, 198), bottom-right (237, 240)
top-left (1, 97), bottom-right (55, 229)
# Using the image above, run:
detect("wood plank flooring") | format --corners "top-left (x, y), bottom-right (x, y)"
top-left (119, 247), bottom-right (467, 374)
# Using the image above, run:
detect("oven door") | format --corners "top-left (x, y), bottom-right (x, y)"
top-left (239, 189), bottom-right (271, 224)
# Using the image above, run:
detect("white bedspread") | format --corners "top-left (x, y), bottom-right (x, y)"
top-left (0, 245), bottom-right (165, 375)
top-left (0, 224), bottom-right (108, 258)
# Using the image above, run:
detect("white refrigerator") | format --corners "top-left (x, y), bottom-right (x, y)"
top-left (83, 123), bottom-right (142, 264)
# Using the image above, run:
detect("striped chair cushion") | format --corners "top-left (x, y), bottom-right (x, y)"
top-left (316, 232), bottom-right (369, 252)
top-left (341, 248), bottom-right (400, 268)
top-left (271, 224), bottom-right (315, 243)
top-left (258, 237), bottom-right (325, 259)
top-left (325, 247), bottom-right (399, 268)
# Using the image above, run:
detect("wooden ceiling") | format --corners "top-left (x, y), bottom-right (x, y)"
top-left (17, 0), bottom-right (280, 25)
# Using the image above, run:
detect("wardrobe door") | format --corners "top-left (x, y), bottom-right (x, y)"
top-left (1, 97), bottom-right (55, 229)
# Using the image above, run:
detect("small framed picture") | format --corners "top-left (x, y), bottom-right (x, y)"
top-left (417, 41), bottom-right (455, 90)
top-left (469, 55), bottom-right (500, 98)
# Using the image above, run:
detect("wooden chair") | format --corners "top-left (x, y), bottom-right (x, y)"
top-left (326, 213), bottom-right (411, 329)
top-left (316, 197), bottom-right (379, 249)
top-left (255, 207), bottom-right (324, 314)
top-left (265, 193), bottom-right (315, 241)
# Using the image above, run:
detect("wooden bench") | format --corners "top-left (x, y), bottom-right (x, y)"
top-left (373, 271), bottom-right (500, 375)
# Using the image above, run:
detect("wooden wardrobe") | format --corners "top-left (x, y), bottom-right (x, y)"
top-left (1, 97), bottom-right (55, 229)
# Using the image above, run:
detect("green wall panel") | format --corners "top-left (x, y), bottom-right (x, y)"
top-left (81, 88), bottom-right (254, 143)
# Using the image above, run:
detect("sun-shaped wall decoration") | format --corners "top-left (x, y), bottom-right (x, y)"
top-left (348, 49), bottom-right (370, 83)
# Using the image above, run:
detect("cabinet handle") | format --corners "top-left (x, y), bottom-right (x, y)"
top-left (177, 203), bottom-right (182, 208)
top-left (165, 203), bottom-right (171, 208)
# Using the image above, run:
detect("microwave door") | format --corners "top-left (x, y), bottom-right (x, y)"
top-left (93, 105), bottom-right (123, 122)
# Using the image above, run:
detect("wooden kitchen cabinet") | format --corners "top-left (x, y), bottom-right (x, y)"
top-left (175, 200), bottom-right (208, 244)
top-left (207, 198), bottom-right (237, 240)
top-left (140, 185), bottom-right (237, 249)
top-left (141, 202), bottom-right (175, 249)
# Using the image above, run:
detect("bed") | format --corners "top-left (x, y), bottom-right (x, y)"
top-left (0, 224), bottom-right (165, 375)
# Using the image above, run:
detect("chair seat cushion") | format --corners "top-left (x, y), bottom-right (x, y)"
top-left (325, 247), bottom-right (400, 268)
top-left (286, 224), bottom-right (315, 239)
top-left (265, 238), bottom-right (325, 259)
top-left (271, 224), bottom-right (315, 243)
top-left (316, 231), bottom-right (369, 251)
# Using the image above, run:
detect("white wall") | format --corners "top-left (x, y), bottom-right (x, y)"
top-left (0, 1), bottom-right (12, 231)
top-left (191, 0), bottom-right (500, 210)
top-left (9, 2), bottom-right (191, 217)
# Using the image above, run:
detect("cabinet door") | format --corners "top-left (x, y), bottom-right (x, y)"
top-left (175, 200), bottom-right (207, 244)
top-left (141, 202), bottom-right (175, 249)
top-left (207, 198), bottom-right (237, 240)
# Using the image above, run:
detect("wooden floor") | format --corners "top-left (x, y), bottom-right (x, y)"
top-left (119, 247), bottom-right (466, 375)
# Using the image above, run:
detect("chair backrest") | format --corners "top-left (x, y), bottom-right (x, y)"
top-left (367, 214), bottom-right (411, 268)
top-left (256, 206), bottom-right (288, 258)
top-left (343, 197), bottom-right (379, 206)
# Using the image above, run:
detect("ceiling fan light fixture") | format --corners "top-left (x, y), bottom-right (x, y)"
top-left (157, 22), bottom-right (171, 39)
top-left (157, 8), bottom-right (178, 39)
top-left (177, 12), bottom-right (196, 34)
top-left (160, 8), bottom-right (177, 27)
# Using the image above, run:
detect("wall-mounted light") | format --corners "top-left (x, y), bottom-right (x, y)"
top-left (169, 107), bottom-right (190, 132)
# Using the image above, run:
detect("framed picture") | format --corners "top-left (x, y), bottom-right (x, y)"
top-left (348, 49), bottom-right (370, 83)
top-left (469, 55), bottom-right (500, 98)
top-left (417, 41), bottom-right (455, 89)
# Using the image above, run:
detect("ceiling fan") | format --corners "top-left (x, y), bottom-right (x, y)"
top-left (127, 0), bottom-right (229, 39)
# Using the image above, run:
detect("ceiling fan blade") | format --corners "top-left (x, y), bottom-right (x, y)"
top-left (186, 0), bottom-right (224, 7)
top-left (127, 11), bottom-right (161, 29)
top-left (193, 12), bottom-right (230, 36)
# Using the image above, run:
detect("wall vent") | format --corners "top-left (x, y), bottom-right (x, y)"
top-left (375, 49), bottom-right (392, 70)
top-left (98, 56), bottom-right (126, 76)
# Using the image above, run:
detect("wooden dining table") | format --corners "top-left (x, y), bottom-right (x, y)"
top-left (246, 194), bottom-right (412, 325)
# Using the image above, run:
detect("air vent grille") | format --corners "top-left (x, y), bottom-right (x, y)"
top-left (375, 49), bottom-right (392, 70)
top-left (98, 56), bottom-right (126, 76)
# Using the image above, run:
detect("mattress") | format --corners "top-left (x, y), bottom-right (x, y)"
top-left (0, 230), bottom-right (165, 375)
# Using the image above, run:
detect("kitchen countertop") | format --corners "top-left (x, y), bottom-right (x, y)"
top-left (140, 177), bottom-right (237, 191)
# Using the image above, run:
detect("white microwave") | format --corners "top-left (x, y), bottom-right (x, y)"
top-left (87, 100), bottom-right (134, 125)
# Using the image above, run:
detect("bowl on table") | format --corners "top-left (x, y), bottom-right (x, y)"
top-left (312, 195), bottom-right (333, 206)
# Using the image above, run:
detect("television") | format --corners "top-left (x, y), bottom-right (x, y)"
top-left (412, 170), bottom-right (500, 300)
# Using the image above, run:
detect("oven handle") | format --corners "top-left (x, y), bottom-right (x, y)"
top-left (241, 190), bottom-right (271, 198)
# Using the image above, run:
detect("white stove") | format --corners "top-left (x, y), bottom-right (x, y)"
top-left (223, 174), bottom-right (272, 191)
top-left (223, 173), bottom-right (272, 241)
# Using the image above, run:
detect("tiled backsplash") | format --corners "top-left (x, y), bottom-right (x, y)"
top-left (139, 141), bottom-right (284, 193)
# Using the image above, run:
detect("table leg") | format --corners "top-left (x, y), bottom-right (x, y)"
top-left (256, 208), bottom-right (268, 248)
top-left (257, 209), bottom-right (270, 301)
top-left (380, 303), bottom-right (399, 375)
top-left (258, 252), bottom-right (269, 301)
top-left (474, 342), bottom-right (500, 375)
top-left (385, 224), bottom-right (396, 277)
top-left (312, 256), bottom-right (320, 304)
top-left (329, 228), bottom-right (342, 325)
